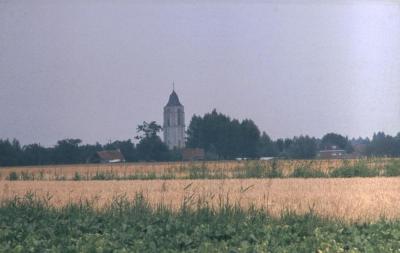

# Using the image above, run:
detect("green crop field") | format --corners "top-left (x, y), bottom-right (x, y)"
top-left (1, 159), bottom-right (400, 252)
top-left (1, 193), bottom-right (400, 253)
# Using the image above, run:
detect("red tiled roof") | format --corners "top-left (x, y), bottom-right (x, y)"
top-left (97, 150), bottom-right (125, 161)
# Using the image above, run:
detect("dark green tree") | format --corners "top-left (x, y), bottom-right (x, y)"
top-left (186, 110), bottom-right (261, 159)
top-left (287, 136), bottom-right (317, 159)
top-left (321, 133), bottom-right (353, 153)
top-left (274, 138), bottom-right (293, 157)
top-left (52, 139), bottom-right (82, 164)
top-left (366, 132), bottom-right (399, 157)
top-left (135, 121), bottom-right (170, 161)
top-left (257, 132), bottom-right (277, 157)
top-left (186, 115), bottom-right (203, 148)
top-left (0, 139), bottom-right (22, 166)
top-left (22, 143), bottom-right (50, 165)
top-left (239, 119), bottom-right (260, 157)
top-left (135, 121), bottom-right (162, 140)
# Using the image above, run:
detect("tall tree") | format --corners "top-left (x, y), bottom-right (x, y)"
top-left (186, 115), bottom-right (203, 148)
top-left (135, 121), bottom-right (162, 140)
top-left (186, 110), bottom-right (260, 159)
top-left (135, 121), bottom-right (170, 161)
top-left (0, 139), bottom-right (22, 166)
top-left (321, 133), bottom-right (353, 153)
top-left (287, 136), bottom-right (317, 159)
top-left (257, 132), bottom-right (277, 157)
top-left (367, 132), bottom-right (398, 157)
top-left (52, 139), bottom-right (82, 164)
top-left (239, 119), bottom-right (260, 157)
top-left (22, 143), bottom-right (50, 165)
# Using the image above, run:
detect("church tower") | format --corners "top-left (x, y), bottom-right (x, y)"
top-left (163, 88), bottom-right (185, 149)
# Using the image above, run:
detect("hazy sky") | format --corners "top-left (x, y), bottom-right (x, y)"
top-left (1, 1), bottom-right (399, 146)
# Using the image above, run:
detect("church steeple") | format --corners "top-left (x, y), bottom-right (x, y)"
top-left (166, 90), bottom-right (182, 107)
top-left (163, 84), bottom-right (185, 149)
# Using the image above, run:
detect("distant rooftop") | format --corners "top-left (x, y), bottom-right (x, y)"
top-left (318, 150), bottom-right (346, 153)
top-left (96, 150), bottom-right (125, 161)
top-left (166, 90), bottom-right (183, 107)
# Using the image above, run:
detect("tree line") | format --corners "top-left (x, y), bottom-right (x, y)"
top-left (186, 110), bottom-right (400, 159)
top-left (0, 121), bottom-right (172, 166)
top-left (0, 110), bottom-right (399, 166)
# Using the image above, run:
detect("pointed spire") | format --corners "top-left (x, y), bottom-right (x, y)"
top-left (165, 82), bottom-right (182, 107)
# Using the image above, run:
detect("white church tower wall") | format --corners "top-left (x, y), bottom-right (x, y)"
top-left (163, 89), bottom-right (185, 149)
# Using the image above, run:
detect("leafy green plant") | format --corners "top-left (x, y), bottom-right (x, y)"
top-left (73, 172), bottom-right (82, 181)
top-left (330, 161), bottom-right (380, 178)
top-left (38, 170), bottom-right (45, 180)
top-left (265, 160), bottom-right (283, 178)
top-left (291, 167), bottom-right (326, 178)
top-left (1, 193), bottom-right (400, 252)
top-left (91, 171), bottom-right (117, 180)
top-left (20, 171), bottom-right (34, 180)
top-left (188, 164), bottom-right (210, 179)
top-left (160, 172), bottom-right (176, 180)
top-left (384, 160), bottom-right (400, 176)
top-left (144, 172), bottom-right (157, 180)
top-left (7, 171), bottom-right (18, 181)
top-left (244, 161), bottom-right (265, 178)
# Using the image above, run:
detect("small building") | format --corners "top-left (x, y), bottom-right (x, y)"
top-left (94, 150), bottom-right (125, 163)
top-left (182, 148), bottom-right (205, 161)
top-left (317, 149), bottom-right (346, 159)
top-left (260, 157), bottom-right (275, 161)
top-left (235, 157), bottom-right (249, 161)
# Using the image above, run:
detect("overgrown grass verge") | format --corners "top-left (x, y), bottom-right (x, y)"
top-left (5, 159), bottom-right (400, 181)
top-left (329, 161), bottom-right (380, 177)
top-left (0, 193), bottom-right (400, 252)
top-left (290, 166), bottom-right (326, 178)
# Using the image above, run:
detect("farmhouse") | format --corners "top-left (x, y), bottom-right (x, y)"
top-left (317, 146), bottom-right (346, 159)
top-left (182, 148), bottom-right (205, 161)
top-left (94, 150), bottom-right (125, 163)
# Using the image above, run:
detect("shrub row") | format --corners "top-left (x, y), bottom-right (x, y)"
top-left (4, 160), bottom-right (400, 181)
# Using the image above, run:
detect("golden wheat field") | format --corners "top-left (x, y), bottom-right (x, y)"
top-left (0, 158), bottom-right (396, 180)
top-left (2, 178), bottom-right (400, 222)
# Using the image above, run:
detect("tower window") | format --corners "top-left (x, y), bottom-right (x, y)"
top-left (177, 110), bottom-right (181, 126)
